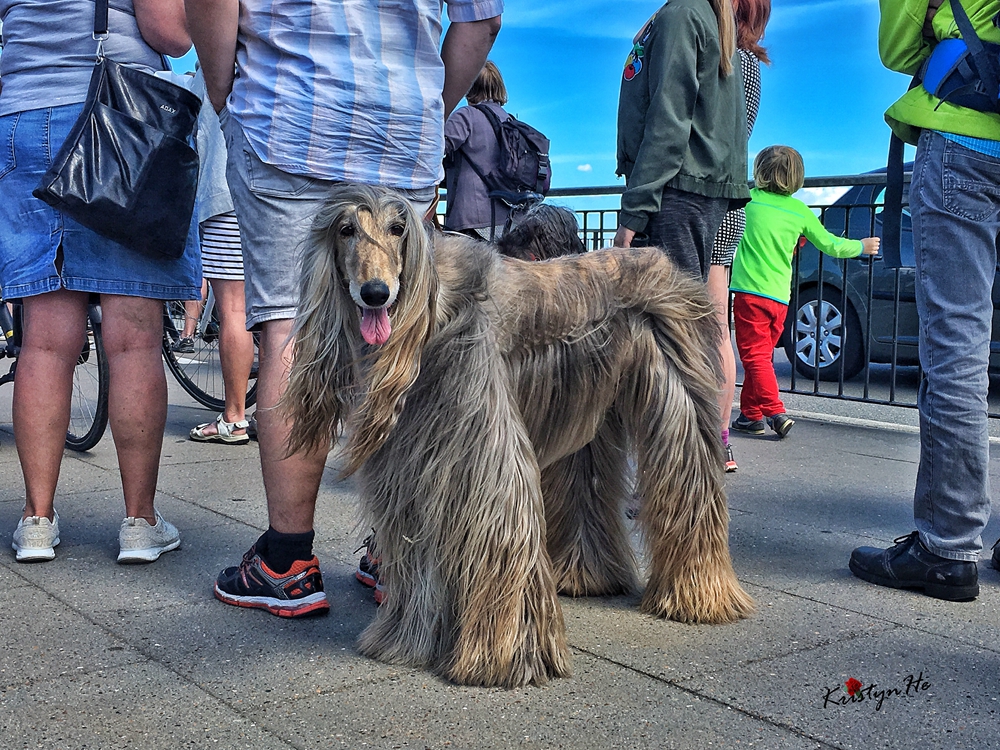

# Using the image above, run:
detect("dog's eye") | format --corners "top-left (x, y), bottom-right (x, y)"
top-left (339, 223), bottom-right (355, 238)
top-left (388, 223), bottom-right (405, 237)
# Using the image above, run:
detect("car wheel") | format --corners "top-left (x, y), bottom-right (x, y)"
top-left (784, 287), bottom-right (865, 381)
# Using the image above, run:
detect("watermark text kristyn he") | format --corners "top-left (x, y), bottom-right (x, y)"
top-left (823, 672), bottom-right (930, 711)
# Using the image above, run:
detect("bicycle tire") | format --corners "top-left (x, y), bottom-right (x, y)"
top-left (65, 313), bottom-right (110, 451)
top-left (162, 300), bottom-right (259, 411)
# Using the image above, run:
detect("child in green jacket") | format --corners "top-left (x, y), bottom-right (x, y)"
top-left (730, 145), bottom-right (879, 438)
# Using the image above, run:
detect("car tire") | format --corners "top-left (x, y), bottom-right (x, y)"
top-left (784, 286), bottom-right (865, 381)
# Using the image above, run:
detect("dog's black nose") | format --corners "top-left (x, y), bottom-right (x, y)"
top-left (360, 280), bottom-right (391, 307)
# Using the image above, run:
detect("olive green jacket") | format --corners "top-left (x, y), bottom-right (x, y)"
top-left (615, 0), bottom-right (749, 233)
top-left (880, 0), bottom-right (1000, 143)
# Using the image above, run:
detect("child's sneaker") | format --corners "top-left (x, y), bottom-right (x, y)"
top-left (724, 444), bottom-right (738, 473)
top-left (12, 511), bottom-right (60, 562)
top-left (731, 413), bottom-right (766, 435)
top-left (766, 413), bottom-right (795, 438)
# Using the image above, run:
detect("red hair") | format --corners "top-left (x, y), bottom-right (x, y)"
top-left (734, 0), bottom-right (771, 64)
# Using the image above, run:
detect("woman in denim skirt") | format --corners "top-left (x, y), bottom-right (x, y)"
top-left (0, 0), bottom-right (199, 563)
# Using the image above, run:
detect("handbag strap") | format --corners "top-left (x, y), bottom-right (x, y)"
top-left (92, 0), bottom-right (109, 63)
top-left (94, 0), bottom-right (109, 39)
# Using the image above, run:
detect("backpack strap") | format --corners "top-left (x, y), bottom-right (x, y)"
top-left (949, 0), bottom-right (1000, 105)
top-left (448, 149), bottom-right (499, 238)
top-left (883, 70), bottom-right (922, 269)
top-left (472, 102), bottom-right (505, 146)
top-left (444, 108), bottom-right (490, 226)
top-left (885, 1), bottom-right (997, 267)
top-left (466, 103), bottom-right (509, 239)
top-left (882, 131), bottom-right (907, 268)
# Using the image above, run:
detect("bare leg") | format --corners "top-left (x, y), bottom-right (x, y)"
top-left (257, 318), bottom-right (327, 533)
top-left (100, 294), bottom-right (168, 524)
top-left (707, 265), bottom-right (736, 433)
top-left (196, 278), bottom-right (254, 434)
top-left (13, 290), bottom-right (89, 520)
top-left (179, 282), bottom-right (206, 340)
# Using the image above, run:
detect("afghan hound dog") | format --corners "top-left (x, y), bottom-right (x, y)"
top-left (282, 184), bottom-right (754, 688)
top-left (495, 203), bottom-right (588, 260)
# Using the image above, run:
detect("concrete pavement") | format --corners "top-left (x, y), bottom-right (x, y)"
top-left (0, 382), bottom-right (998, 750)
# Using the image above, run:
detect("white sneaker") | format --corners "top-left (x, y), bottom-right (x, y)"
top-left (12, 511), bottom-right (60, 562)
top-left (117, 511), bottom-right (181, 563)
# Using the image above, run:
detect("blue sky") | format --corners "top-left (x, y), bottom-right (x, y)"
top-left (172, 0), bottom-right (907, 193)
top-left (483, 0), bottom-right (906, 189)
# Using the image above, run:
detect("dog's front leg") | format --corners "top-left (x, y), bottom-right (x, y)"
top-left (356, 338), bottom-right (571, 688)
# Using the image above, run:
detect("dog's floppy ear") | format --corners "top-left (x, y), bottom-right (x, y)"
top-left (282, 191), bottom-right (364, 456)
top-left (345, 192), bottom-right (438, 474)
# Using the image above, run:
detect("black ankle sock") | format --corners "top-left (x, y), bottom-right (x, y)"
top-left (257, 527), bottom-right (315, 574)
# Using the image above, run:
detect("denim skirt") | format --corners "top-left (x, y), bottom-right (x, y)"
top-left (0, 104), bottom-right (201, 300)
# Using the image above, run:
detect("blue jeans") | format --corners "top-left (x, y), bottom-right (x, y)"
top-left (0, 105), bottom-right (200, 301)
top-left (911, 130), bottom-right (1000, 561)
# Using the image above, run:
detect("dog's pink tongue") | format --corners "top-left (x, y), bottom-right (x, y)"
top-left (361, 307), bottom-right (392, 345)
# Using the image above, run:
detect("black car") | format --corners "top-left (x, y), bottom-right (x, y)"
top-left (782, 176), bottom-right (1000, 380)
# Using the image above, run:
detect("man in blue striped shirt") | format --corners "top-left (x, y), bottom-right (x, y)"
top-left (186, 0), bottom-right (502, 618)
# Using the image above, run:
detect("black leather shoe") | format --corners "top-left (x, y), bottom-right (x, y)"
top-left (849, 531), bottom-right (979, 601)
top-left (991, 538), bottom-right (1000, 571)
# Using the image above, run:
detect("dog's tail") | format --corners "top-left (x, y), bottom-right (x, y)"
top-left (615, 248), bottom-right (755, 623)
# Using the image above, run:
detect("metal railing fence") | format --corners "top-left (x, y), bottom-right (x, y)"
top-left (525, 176), bottom-right (999, 419)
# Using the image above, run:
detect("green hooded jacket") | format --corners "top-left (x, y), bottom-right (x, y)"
top-left (615, 0), bottom-right (750, 233)
top-left (880, 0), bottom-right (1000, 143)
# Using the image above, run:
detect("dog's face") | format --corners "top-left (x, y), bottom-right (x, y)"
top-left (335, 204), bottom-right (407, 346)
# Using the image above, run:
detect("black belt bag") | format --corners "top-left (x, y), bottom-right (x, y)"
top-left (32, 0), bottom-right (200, 260)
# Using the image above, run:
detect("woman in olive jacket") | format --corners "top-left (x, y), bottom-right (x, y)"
top-left (613, 0), bottom-right (750, 281)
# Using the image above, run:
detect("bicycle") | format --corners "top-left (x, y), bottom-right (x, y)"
top-left (0, 295), bottom-right (110, 451)
top-left (161, 284), bottom-right (259, 411)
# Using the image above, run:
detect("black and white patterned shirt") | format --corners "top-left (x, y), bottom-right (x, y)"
top-left (712, 49), bottom-right (763, 267)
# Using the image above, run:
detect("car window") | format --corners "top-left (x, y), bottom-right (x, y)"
top-left (873, 187), bottom-right (911, 218)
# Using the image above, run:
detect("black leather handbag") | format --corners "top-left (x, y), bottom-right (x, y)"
top-left (32, 0), bottom-right (200, 259)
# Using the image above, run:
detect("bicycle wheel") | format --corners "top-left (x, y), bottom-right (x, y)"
top-left (66, 311), bottom-right (110, 451)
top-left (162, 300), bottom-right (259, 411)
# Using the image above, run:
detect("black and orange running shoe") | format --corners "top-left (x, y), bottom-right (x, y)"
top-left (214, 545), bottom-right (330, 618)
top-left (354, 531), bottom-right (381, 589)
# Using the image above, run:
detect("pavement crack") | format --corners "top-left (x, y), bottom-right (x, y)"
top-left (0, 565), bottom-right (308, 750)
top-left (572, 644), bottom-right (845, 750)
top-left (740, 581), bottom-right (1000, 657)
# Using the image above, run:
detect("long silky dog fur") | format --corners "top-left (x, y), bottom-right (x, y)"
top-left (283, 184), bottom-right (755, 688)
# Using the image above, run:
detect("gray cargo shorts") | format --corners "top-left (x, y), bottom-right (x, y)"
top-left (219, 108), bottom-right (437, 329)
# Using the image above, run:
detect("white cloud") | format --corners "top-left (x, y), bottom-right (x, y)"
top-left (795, 186), bottom-right (852, 207)
top-left (577, 164), bottom-right (593, 172)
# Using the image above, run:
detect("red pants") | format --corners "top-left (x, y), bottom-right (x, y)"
top-left (733, 292), bottom-right (787, 421)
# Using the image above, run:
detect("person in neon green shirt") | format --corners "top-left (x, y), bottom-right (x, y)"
top-left (729, 145), bottom-right (879, 439)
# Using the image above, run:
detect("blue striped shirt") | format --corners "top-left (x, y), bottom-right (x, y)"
top-left (939, 131), bottom-right (1000, 158)
top-left (230, 0), bottom-right (504, 189)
